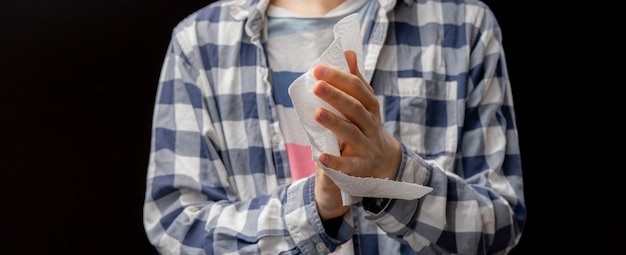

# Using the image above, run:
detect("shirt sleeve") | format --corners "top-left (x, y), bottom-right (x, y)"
top-left (363, 4), bottom-right (526, 255)
top-left (142, 18), bottom-right (344, 254)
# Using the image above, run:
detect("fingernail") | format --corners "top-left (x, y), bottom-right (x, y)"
top-left (316, 108), bottom-right (327, 122)
top-left (314, 82), bottom-right (327, 95)
top-left (313, 66), bottom-right (325, 77)
top-left (320, 154), bottom-right (330, 166)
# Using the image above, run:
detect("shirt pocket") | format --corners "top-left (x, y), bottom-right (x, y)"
top-left (383, 77), bottom-right (459, 172)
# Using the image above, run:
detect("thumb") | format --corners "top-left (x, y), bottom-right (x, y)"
top-left (344, 50), bottom-right (371, 93)
top-left (344, 50), bottom-right (359, 76)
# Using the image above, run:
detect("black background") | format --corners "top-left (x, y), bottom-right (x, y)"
top-left (0, 0), bottom-right (611, 254)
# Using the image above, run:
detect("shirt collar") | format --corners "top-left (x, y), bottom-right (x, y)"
top-left (233, 0), bottom-right (406, 38)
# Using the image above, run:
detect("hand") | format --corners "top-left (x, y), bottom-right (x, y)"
top-left (312, 51), bottom-right (402, 220)
top-left (314, 162), bottom-right (349, 221)
top-left (312, 51), bottom-right (402, 180)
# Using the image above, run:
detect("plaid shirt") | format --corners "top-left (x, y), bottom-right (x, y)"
top-left (143, 0), bottom-right (526, 254)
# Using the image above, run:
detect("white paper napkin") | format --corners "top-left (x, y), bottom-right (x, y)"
top-left (288, 14), bottom-right (432, 205)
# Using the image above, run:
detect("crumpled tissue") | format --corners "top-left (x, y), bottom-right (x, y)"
top-left (288, 13), bottom-right (433, 206)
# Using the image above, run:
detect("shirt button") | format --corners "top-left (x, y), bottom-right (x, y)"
top-left (316, 242), bottom-right (325, 252)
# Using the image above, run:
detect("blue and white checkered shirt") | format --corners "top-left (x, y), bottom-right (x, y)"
top-left (143, 0), bottom-right (526, 254)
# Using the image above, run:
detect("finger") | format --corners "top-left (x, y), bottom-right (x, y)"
top-left (313, 81), bottom-right (379, 138)
top-left (314, 162), bottom-right (347, 220)
top-left (314, 106), bottom-right (361, 141)
top-left (312, 80), bottom-right (365, 121)
top-left (319, 152), bottom-right (361, 176)
top-left (315, 162), bottom-right (338, 191)
top-left (314, 106), bottom-right (373, 158)
top-left (311, 65), bottom-right (377, 114)
top-left (344, 50), bottom-right (373, 94)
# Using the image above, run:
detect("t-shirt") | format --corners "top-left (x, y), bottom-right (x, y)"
top-left (266, 0), bottom-right (369, 180)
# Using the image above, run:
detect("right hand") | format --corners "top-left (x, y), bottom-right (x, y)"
top-left (314, 162), bottom-right (349, 221)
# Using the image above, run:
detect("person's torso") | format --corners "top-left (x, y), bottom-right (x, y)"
top-left (178, 0), bottom-right (488, 252)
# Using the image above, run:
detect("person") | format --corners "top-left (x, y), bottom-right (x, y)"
top-left (143, 0), bottom-right (526, 254)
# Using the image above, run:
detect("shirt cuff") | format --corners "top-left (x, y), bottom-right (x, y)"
top-left (284, 176), bottom-right (353, 254)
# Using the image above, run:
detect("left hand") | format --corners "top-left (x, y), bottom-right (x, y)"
top-left (312, 50), bottom-right (402, 181)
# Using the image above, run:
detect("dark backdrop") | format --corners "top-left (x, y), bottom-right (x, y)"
top-left (0, 0), bottom-right (587, 254)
